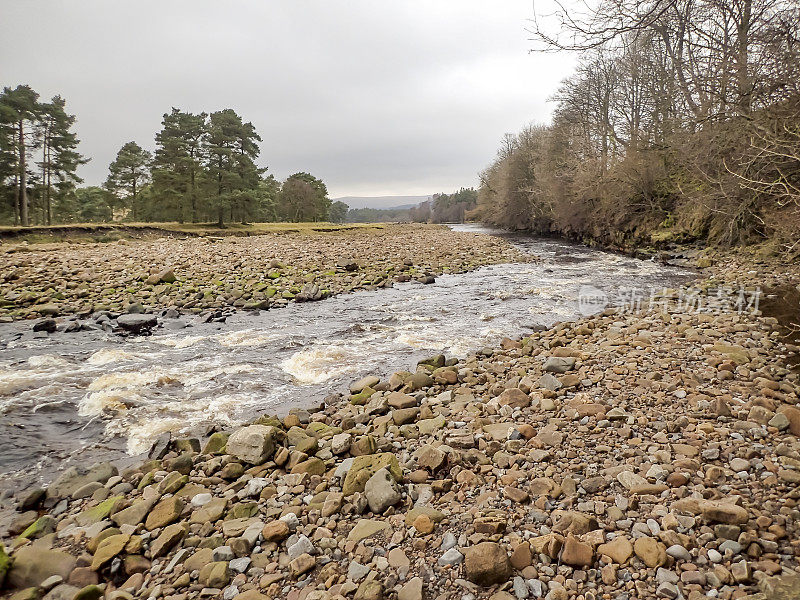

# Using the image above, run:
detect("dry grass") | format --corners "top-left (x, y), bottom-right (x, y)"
top-left (0, 221), bottom-right (384, 245)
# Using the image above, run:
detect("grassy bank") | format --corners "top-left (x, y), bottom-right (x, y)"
top-left (0, 222), bottom-right (383, 245)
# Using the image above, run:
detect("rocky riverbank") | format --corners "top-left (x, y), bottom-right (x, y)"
top-left (2, 249), bottom-right (800, 600)
top-left (0, 224), bottom-right (529, 323)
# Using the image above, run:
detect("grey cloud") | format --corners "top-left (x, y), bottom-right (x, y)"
top-left (1, 0), bottom-right (574, 197)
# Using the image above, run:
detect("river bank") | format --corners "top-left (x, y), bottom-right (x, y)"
top-left (0, 224), bottom-right (528, 322)
top-left (1, 230), bottom-right (799, 600)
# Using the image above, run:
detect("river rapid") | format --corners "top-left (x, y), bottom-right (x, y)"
top-left (0, 225), bottom-right (695, 492)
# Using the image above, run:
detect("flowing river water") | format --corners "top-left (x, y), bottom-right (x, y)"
top-left (0, 225), bottom-right (696, 494)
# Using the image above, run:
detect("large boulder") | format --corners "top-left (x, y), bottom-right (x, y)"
top-left (464, 542), bottom-right (512, 586)
top-left (343, 453), bottom-right (402, 496)
top-left (116, 313), bottom-right (158, 334)
top-left (226, 425), bottom-right (277, 464)
top-left (497, 388), bottom-right (531, 409)
top-left (543, 356), bottom-right (576, 373)
top-left (46, 463), bottom-right (118, 500)
top-left (7, 547), bottom-right (76, 589)
top-left (364, 467), bottom-right (402, 514)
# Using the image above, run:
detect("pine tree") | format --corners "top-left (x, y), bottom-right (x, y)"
top-left (151, 108), bottom-right (207, 223)
top-left (38, 96), bottom-right (87, 224)
top-left (105, 141), bottom-right (151, 221)
top-left (204, 109), bottom-right (262, 226)
top-left (0, 85), bottom-right (41, 226)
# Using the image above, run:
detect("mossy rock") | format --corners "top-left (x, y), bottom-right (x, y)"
top-left (306, 422), bottom-right (340, 439)
top-left (343, 453), bottom-right (402, 496)
top-left (17, 516), bottom-right (56, 542)
top-left (0, 544), bottom-right (10, 588)
top-left (350, 387), bottom-right (376, 405)
top-left (254, 415), bottom-right (284, 430)
top-left (202, 432), bottom-right (229, 455)
top-left (76, 496), bottom-right (124, 526)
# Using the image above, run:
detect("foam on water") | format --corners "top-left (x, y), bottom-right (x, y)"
top-left (153, 335), bottom-right (206, 349)
top-left (87, 348), bottom-right (142, 365)
top-left (215, 329), bottom-right (285, 347)
top-left (281, 340), bottom-right (376, 384)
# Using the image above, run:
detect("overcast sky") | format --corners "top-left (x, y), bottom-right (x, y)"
top-left (1, 1), bottom-right (575, 198)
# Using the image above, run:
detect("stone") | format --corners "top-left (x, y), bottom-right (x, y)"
top-left (778, 406), bottom-right (800, 436)
top-left (72, 585), bottom-right (104, 600)
top-left (438, 548), bottom-right (464, 566)
top-left (202, 432), bottom-right (229, 454)
top-left (412, 514), bottom-right (435, 534)
top-left (226, 425), bottom-right (277, 464)
top-left (497, 388), bottom-right (530, 409)
top-left (760, 573), bottom-right (800, 599)
top-left (598, 535), bottom-right (633, 564)
top-left (331, 433), bottom-right (352, 454)
top-left (551, 511), bottom-right (598, 535)
top-left (190, 497), bottom-right (226, 524)
top-left (286, 426), bottom-right (318, 454)
top-left (150, 523), bottom-right (185, 558)
top-left (145, 496), bottom-right (185, 530)
top-left (287, 535), bottom-right (314, 560)
top-left (262, 520), bottom-right (290, 542)
top-left (7, 548), bottom-right (77, 589)
top-left (351, 376), bottom-right (380, 394)
top-left (111, 497), bottom-right (157, 527)
top-left (42, 584), bottom-right (81, 600)
top-left (673, 497), bottom-right (749, 524)
top-left (388, 548), bottom-right (410, 569)
top-left (665, 544), bottom-right (690, 561)
top-left (91, 534), bottom-right (129, 570)
top-left (364, 467), bottom-right (402, 513)
top-left (560, 534), bottom-right (593, 567)
top-left (348, 519), bottom-right (390, 542)
top-left (354, 580), bottom-right (383, 600)
top-left (404, 506), bottom-right (445, 527)
top-left (731, 559), bottom-right (751, 583)
top-left (75, 496), bottom-right (123, 526)
top-left (464, 542), bottom-right (512, 586)
top-left (634, 537), bottom-right (665, 568)
top-left (116, 313), bottom-right (158, 333)
top-left (510, 543), bottom-right (532, 569)
top-left (290, 457), bottom-right (326, 476)
top-left (398, 577), bottom-right (423, 600)
top-left (348, 561), bottom-right (370, 582)
top-left (543, 356), bottom-right (575, 373)
top-left (289, 554), bottom-right (315, 577)
top-left (199, 561), bottom-right (230, 588)
top-left (617, 471), bottom-right (648, 489)
top-left (343, 453), bottom-right (402, 496)
top-left (387, 392), bottom-right (418, 409)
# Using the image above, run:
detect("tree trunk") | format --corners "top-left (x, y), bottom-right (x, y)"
top-left (45, 130), bottom-right (52, 226)
top-left (736, 0), bottom-right (752, 115)
top-left (190, 168), bottom-right (197, 223)
top-left (132, 180), bottom-right (137, 221)
top-left (18, 120), bottom-right (29, 227)
top-left (13, 175), bottom-right (20, 225)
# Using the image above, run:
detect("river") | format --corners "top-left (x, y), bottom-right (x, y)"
top-left (0, 225), bottom-right (695, 493)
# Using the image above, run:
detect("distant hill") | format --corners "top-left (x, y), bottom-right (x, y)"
top-left (334, 195), bottom-right (431, 210)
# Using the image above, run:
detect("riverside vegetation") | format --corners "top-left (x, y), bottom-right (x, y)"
top-left (0, 235), bottom-right (799, 600)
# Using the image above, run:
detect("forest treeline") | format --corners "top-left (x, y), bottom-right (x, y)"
top-left (0, 88), bottom-right (348, 226)
top-left (474, 0), bottom-right (800, 251)
top-left (346, 188), bottom-right (477, 223)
